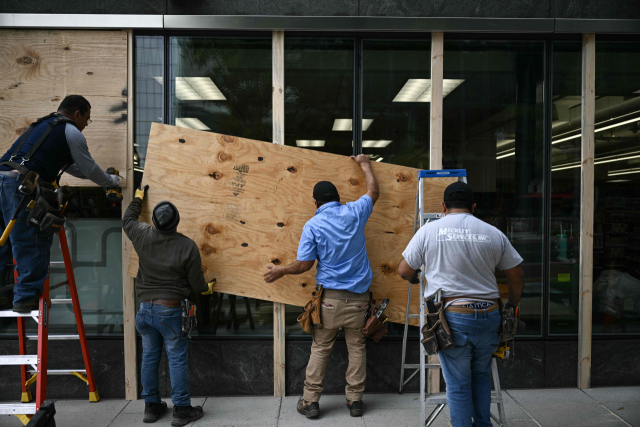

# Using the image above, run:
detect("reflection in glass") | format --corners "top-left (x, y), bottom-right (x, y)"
top-left (363, 40), bottom-right (431, 167)
top-left (135, 36), bottom-right (164, 171)
top-left (443, 40), bottom-right (545, 335)
top-left (285, 38), bottom-right (354, 156)
top-left (170, 37), bottom-right (272, 142)
top-left (549, 42), bottom-right (582, 334)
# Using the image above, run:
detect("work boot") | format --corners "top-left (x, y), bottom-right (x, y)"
top-left (346, 400), bottom-right (363, 417)
top-left (143, 401), bottom-right (167, 423)
top-left (171, 405), bottom-right (203, 426)
top-left (297, 397), bottom-right (319, 418)
top-left (12, 298), bottom-right (38, 313)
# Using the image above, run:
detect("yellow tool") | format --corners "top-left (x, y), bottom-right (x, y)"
top-left (0, 171), bottom-right (39, 246)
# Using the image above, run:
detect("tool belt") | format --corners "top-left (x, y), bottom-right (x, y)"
top-left (181, 299), bottom-right (197, 338)
top-left (362, 302), bottom-right (389, 342)
top-left (297, 285), bottom-right (323, 333)
top-left (26, 182), bottom-right (65, 234)
top-left (420, 301), bottom-right (454, 355)
top-left (498, 299), bottom-right (519, 342)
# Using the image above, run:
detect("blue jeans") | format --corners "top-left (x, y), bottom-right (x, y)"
top-left (0, 175), bottom-right (54, 305)
top-left (439, 309), bottom-right (501, 427)
top-left (136, 302), bottom-right (191, 406)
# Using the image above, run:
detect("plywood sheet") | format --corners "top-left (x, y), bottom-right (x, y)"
top-left (127, 123), bottom-right (456, 324)
top-left (0, 30), bottom-right (128, 187)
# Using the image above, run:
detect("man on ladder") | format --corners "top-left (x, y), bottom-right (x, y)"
top-left (398, 181), bottom-right (524, 427)
top-left (0, 95), bottom-right (120, 312)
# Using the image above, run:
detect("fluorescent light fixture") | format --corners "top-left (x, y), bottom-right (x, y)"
top-left (375, 157), bottom-right (383, 162)
top-left (608, 179), bottom-right (632, 182)
top-left (552, 116), bottom-right (640, 144)
top-left (175, 77), bottom-right (226, 101)
top-left (496, 139), bottom-right (515, 149)
top-left (552, 151), bottom-right (640, 172)
top-left (296, 140), bottom-right (325, 147)
top-left (175, 118), bottom-right (211, 131)
top-left (393, 79), bottom-right (464, 103)
top-left (496, 152), bottom-right (516, 160)
top-left (608, 167), bottom-right (640, 177)
top-left (332, 119), bottom-right (374, 131)
top-left (362, 140), bottom-right (392, 148)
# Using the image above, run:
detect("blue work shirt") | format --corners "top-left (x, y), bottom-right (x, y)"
top-left (296, 195), bottom-right (374, 293)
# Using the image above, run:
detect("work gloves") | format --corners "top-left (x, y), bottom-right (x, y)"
top-left (135, 185), bottom-right (149, 201)
top-left (201, 279), bottom-right (216, 295)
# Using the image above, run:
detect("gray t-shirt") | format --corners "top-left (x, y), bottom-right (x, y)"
top-left (402, 213), bottom-right (523, 299)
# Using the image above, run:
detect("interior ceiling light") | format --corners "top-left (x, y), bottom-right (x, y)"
top-left (332, 119), bottom-right (374, 131)
top-left (296, 140), bottom-right (325, 147)
top-left (175, 118), bottom-right (211, 131)
top-left (496, 139), bottom-right (515, 149)
top-left (362, 140), bottom-right (392, 148)
top-left (393, 79), bottom-right (464, 103)
top-left (375, 157), bottom-right (384, 162)
top-left (175, 77), bottom-right (226, 101)
top-left (552, 115), bottom-right (640, 144)
top-left (552, 151), bottom-right (640, 172)
top-left (496, 151), bottom-right (516, 160)
top-left (608, 167), bottom-right (640, 177)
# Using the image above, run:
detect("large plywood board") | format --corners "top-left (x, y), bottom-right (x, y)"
top-left (0, 30), bottom-right (128, 187)
top-left (127, 123), bottom-right (456, 324)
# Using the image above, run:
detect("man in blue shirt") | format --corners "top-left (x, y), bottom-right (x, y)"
top-left (0, 95), bottom-right (119, 312)
top-left (264, 154), bottom-right (379, 419)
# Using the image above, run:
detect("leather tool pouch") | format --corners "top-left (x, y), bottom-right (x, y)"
top-left (362, 305), bottom-right (389, 342)
top-left (181, 299), bottom-right (197, 337)
top-left (420, 301), bottom-right (454, 355)
top-left (297, 285), bottom-right (323, 334)
top-left (499, 299), bottom-right (518, 342)
top-left (26, 183), bottom-right (65, 233)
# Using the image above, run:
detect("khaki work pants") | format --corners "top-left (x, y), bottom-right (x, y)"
top-left (303, 296), bottom-right (369, 402)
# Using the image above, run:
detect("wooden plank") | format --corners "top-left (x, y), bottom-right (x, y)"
top-left (428, 32), bottom-right (444, 394)
top-left (272, 30), bottom-right (286, 399)
top-left (578, 33), bottom-right (595, 390)
top-left (127, 123), bottom-right (456, 325)
top-left (122, 30), bottom-right (137, 401)
top-left (0, 29), bottom-right (128, 187)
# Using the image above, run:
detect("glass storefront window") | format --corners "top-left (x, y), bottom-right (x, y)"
top-left (285, 38), bottom-right (354, 156)
top-left (0, 188), bottom-right (123, 336)
top-left (549, 41), bottom-right (582, 335)
top-left (443, 40), bottom-right (545, 336)
top-left (592, 41), bottom-right (640, 334)
top-left (363, 39), bottom-right (431, 168)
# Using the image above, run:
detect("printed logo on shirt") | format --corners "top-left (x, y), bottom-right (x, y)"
top-left (436, 227), bottom-right (491, 243)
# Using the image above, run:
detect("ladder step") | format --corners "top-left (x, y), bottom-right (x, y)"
top-left (407, 314), bottom-right (427, 319)
top-left (49, 261), bottom-right (65, 266)
top-left (403, 363), bottom-right (441, 369)
top-left (51, 299), bottom-right (72, 304)
top-left (0, 355), bottom-right (38, 365)
top-left (0, 403), bottom-right (37, 415)
top-left (28, 369), bottom-right (86, 375)
top-left (425, 394), bottom-right (503, 405)
top-left (0, 309), bottom-right (38, 318)
top-left (27, 335), bottom-right (79, 341)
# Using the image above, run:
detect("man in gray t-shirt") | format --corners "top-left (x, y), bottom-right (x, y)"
top-left (398, 181), bottom-right (524, 427)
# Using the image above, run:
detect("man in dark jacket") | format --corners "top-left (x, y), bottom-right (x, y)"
top-left (123, 185), bottom-right (213, 426)
top-left (0, 95), bottom-right (119, 312)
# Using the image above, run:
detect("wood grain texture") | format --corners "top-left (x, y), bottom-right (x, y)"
top-left (578, 33), bottom-right (595, 390)
top-left (428, 32), bottom-right (444, 394)
top-left (272, 30), bottom-right (286, 398)
top-left (127, 124), bottom-right (456, 324)
top-left (0, 29), bottom-right (128, 187)
top-left (122, 30), bottom-right (137, 401)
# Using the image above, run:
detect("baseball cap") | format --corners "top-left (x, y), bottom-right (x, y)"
top-left (152, 201), bottom-right (180, 231)
top-left (443, 182), bottom-right (474, 203)
top-left (313, 181), bottom-right (340, 203)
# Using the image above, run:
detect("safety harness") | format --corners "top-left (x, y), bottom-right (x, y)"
top-left (0, 113), bottom-right (72, 233)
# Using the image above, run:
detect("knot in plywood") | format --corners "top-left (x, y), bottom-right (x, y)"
top-left (222, 135), bottom-right (235, 144)
top-left (219, 152), bottom-right (232, 162)
top-left (17, 56), bottom-right (34, 65)
top-left (209, 171), bottom-right (223, 180)
top-left (396, 172), bottom-right (411, 183)
top-left (349, 178), bottom-right (360, 186)
top-left (271, 259), bottom-right (281, 265)
top-left (287, 166), bottom-right (297, 173)
top-left (205, 224), bottom-right (220, 235)
top-left (380, 264), bottom-right (396, 274)
top-left (201, 244), bottom-right (217, 256)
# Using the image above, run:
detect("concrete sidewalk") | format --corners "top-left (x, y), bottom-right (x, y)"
top-left (1, 387), bottom-right (638, 427)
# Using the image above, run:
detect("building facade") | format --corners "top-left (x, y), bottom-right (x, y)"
top-left (1, 1), bottom-right (640, 400)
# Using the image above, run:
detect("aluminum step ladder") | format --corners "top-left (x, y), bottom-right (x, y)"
top-left (398, 169), bottom-right (508, 427)
top-left (0, 226), bottom-right (99, 425)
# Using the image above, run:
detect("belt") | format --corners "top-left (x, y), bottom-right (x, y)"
top-left (142, 299), bottom-right (181, 308)
top-left (0, 171), bottom-right (19, 179)
top-left (445, 304), bottom-right (500, 314)
top-left (322, 288), bottom-right (371, 301)
top-left (443, 296), bottom-right (500, 304)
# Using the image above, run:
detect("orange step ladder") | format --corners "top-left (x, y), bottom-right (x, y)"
top-left (0, 226), bottom-right (99, 425)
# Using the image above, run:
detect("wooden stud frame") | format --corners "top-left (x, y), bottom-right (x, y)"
top-left (428, 32), bottom-right (444, 394)
top-left (272, 30), bottom-right (286, 398)
top-left (123, 30), bottom-right (138, 400)
top-left (578, 33), bottom-right (595, 390)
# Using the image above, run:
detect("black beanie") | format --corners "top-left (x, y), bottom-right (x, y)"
top-left (152, 201), bottom-right (180, 232)
top-left (313, 181), bottom-right (340, 203)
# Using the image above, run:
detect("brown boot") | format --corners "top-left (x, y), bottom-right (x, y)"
top-left (347, 400), bottom-right (363, 417)
top-left (297, 397), bottom-right (319, 418)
